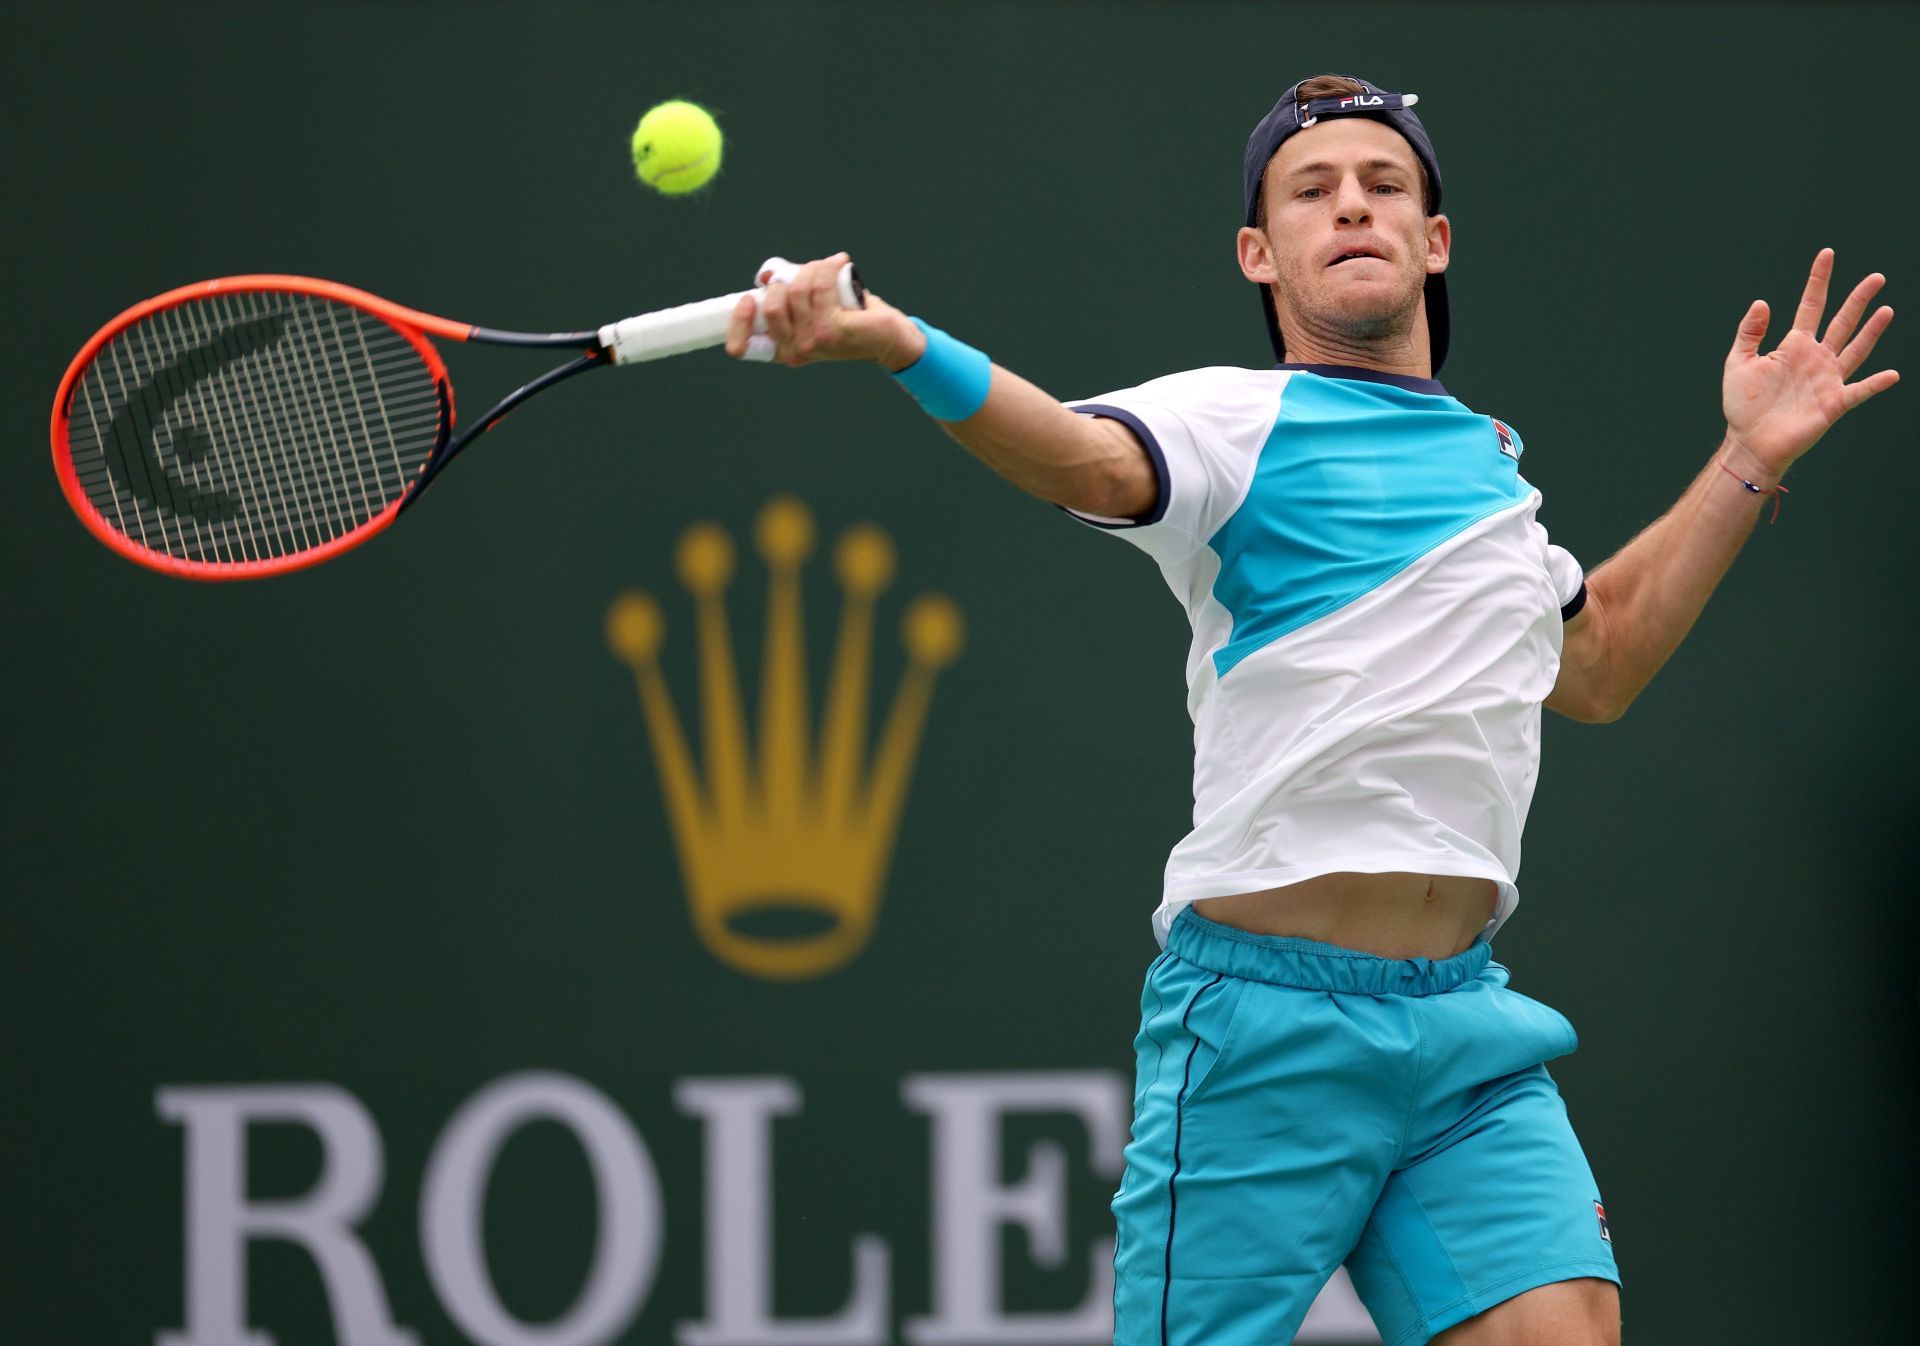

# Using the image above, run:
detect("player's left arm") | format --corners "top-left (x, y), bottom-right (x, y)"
top-left (1547, 249), bottom-right (1898, 723)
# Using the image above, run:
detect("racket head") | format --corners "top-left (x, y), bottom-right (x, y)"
top-left (51, 275), bottom-right (468, 580)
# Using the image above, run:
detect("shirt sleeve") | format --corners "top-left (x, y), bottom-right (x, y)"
top-left (1060, 368), bottom-right (1280, 566)
top-left (1546, 543), bottom-right (1587, 620)
top-left (1511, 417), bottom-right (1587, 622)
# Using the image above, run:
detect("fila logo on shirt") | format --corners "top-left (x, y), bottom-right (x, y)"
top-left (1493, 420), bottom-right (1521, 461)
top-left (1594, 1199), bottom-right (1613, 1243)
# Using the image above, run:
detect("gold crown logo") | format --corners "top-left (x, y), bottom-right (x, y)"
top-left (605, 497), bottom-right (964, 981)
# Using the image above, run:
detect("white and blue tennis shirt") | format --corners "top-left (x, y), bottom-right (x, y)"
top-left (1067, 363), bottom-right (1587, 943)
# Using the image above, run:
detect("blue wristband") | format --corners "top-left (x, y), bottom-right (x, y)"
top-left (888, 318), bottom-right (992, 421)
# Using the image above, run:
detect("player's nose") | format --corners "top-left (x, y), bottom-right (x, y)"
top-left (1333, 175), bottom-right (1373, 224)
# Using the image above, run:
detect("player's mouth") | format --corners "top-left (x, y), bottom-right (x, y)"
top-left (1326, 247), bottom-right (1388, 268)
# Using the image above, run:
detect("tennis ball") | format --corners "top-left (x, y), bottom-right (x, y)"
top-left (631, 100), bottom-right (722, 195)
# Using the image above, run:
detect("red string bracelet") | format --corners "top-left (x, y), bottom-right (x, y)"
top-left (1717, 457), bottom-right (1789, 524)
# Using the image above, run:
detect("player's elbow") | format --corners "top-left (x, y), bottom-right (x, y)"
top-left (1580, 693), bottom-right (1632, 725)
top-left (1064, 417), bottom-right (1159, 521)
top-left (1547, 679), bottom-right (1632, 725)
top-left (1077, 459), bottom-right (1157, 520)
top-left (1549, 587), bottom-right (1636, 723)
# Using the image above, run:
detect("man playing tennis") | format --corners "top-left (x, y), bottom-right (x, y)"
top-left (725, 74), bottom-right (1897, 1345)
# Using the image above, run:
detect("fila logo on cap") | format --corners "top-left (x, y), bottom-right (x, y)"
top-left (1296, 90), bottom-right (1420, 128)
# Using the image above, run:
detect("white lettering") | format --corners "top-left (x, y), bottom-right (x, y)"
top-left (674, 1077), bottom-right (889, 1346)
top-left (900, 1072), bottom-right (1126, 1345)
top-left (155, 1084), bottom-right (415, 1346)
top-left (420, 1072), bottom-right (662, 1346)
top-left (161, 1070), bottom-right (1370, 1345)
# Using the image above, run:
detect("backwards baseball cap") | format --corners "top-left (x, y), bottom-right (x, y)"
top-left (1241, 77), bottom-right (1450, 372)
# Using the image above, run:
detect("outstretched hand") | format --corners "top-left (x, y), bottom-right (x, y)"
top-left (1722, 248), bottom-right (1898, 485)
top-left (722, 252), bottom-right (927, 371)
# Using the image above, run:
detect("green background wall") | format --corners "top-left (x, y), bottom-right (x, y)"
top-left (4, 3), bottom-right (1915, 1342)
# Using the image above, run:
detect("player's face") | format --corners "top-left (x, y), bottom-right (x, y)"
top-left (1240, 119), bottom-right (1450, 355)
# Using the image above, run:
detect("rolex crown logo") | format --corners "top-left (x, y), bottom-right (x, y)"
top-left (605, 497), bottom-right (964, 981)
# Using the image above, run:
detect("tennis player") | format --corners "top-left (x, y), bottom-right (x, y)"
top-left (725, 74), bottom-right (1897, 1345)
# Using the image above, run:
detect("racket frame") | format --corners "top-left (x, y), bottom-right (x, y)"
top-left (52, 259), bottom-right (861, 580)
top-left (50, 274), bottom-right (605, 580)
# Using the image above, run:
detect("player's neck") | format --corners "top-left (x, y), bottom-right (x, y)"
top-left (1276, 310), bottom-right (1433, 380)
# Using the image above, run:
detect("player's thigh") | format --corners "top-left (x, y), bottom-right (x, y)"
top-left (1429, 1276), bottom-right (1619, 1346)
top-left (1114, 958), bottom-right (1403, 1345)
top-left (1344, 1065), bottom-right (1619, 1344)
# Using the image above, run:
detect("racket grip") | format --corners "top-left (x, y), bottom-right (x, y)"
top-left (597, 259), bottom-right (866, 366)
top-left (754, 257), bottom-right (865, 312)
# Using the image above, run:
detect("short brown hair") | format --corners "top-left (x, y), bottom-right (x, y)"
top-left (1252, 74), bottom-right (1436, 227)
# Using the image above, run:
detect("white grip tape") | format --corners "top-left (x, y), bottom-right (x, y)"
top-left (596, 258), bottom-right (862, 365)
top-left (596, 291), bottom-right (751, 365)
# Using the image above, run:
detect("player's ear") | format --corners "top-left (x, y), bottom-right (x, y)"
top-left (1237, 225), bottom-right (1279, 284)
top-left (1425, 214), bottom-right (1451, 276)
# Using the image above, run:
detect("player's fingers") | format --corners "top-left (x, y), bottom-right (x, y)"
top-left (1841, 366), bottom-right (1900, 411)
top-left (804, 256), bottom-right (845, 348)
top-left (723, 293), bottom-right (760, 359)
top-left (1838, 305), bottom-right (1895, 377)
top-left (1822, 272), bottom-right (1886, 353)
top-left (813, 252), bottom-right (853, 316)
top-left (1727, 299), bottom-right (1769, 363)
top-left (786, 268), bottom-right (819, 354)
top-left (760, 279), bottom-right (794, 347)
top-left (791, 255), bottom-right (853, 358)
top-left (1791, 247), bottom-right (1835, 335)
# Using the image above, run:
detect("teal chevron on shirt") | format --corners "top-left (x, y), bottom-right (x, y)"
top-left (1208, 372), bottom-right (1532, 676)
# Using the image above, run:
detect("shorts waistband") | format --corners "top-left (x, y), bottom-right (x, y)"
top-left (1166, 907), bottom-right (1491, 996)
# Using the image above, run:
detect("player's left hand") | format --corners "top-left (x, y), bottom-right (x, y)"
top-left (1721, 248), bottom-right (1898, 486)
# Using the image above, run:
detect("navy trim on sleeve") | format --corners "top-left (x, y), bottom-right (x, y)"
top-left (1066, 403), bottom-right (1171, 527)
top-left (1560, 582), bottom-right (1589, 622)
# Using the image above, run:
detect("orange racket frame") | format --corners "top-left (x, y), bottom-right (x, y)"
top-left (52, 275), bottom-right (492, 580)
top-left (50, 260), bottom-right (862, 580)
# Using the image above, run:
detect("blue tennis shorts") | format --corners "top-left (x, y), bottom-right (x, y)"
top-left (1114, 909), bottom-right (1619, 1346)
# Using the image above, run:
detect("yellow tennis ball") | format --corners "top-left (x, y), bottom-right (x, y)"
top-left (631, 100), bottom-right (722, 195)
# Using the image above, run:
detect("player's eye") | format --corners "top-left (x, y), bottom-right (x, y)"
top-left (1299, 187), bottom-right (1325, 199)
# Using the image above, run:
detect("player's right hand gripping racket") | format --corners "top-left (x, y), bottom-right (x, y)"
top-left (50, 257), bottom-right (862, 579)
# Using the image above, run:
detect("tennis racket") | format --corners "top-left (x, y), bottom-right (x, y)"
top-left (50, 257), bottom-right (863, 580)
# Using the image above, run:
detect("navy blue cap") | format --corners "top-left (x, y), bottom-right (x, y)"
top-left (1242, 77), bottom-right (1450, 372)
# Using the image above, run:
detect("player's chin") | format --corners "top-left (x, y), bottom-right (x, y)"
top-left (1317, 270), bottom-right (1420, 312)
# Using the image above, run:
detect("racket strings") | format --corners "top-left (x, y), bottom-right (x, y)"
top-left (65, 290), bottom-right (446, 565)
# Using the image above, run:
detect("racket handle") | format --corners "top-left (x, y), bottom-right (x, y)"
top-left (597, 259), bottom-right (866, 366)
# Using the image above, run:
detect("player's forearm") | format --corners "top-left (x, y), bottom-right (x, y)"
top-left (1580, 437), bottom-right (1771, 712)
top-left (921, 365), bottom-right (1155, 518)
top-left (724, 260), bottom-right (1155, 516)
top-left (875, 310), bottom-right (1153, 516)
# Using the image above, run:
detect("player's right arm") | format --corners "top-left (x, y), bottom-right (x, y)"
top-left (722, 253), bottom-right (1159, 521)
